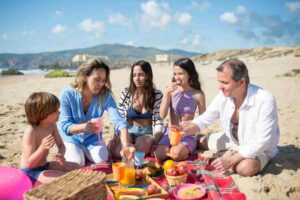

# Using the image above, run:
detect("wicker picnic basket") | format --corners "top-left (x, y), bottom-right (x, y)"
top-left (24, 169), bottom-right (107, 200)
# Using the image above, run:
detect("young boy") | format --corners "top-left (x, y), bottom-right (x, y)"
top-left (20, 92), bottom-right (79, 185)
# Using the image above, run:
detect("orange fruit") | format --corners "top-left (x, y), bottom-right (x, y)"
top-left (163, 160), bottom-right (175, 171)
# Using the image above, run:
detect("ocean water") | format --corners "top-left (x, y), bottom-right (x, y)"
top-left (0, 67), bottom-right (76, 75)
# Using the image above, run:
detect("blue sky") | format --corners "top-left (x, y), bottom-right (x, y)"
top-left (0, 0), bottom-right (300, 54)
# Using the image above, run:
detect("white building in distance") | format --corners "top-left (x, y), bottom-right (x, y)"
top-left (155, 54), bottom-right (180, 63)
top-left (155, 54), bottom-right (169, 62)
top-left (72, 54), bottom-right (109, 63)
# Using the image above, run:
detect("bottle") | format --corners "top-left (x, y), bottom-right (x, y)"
top-left (120, 145), bottom-right (136, 186)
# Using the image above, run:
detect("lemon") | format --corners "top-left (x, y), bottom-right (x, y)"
top-left (163, 159), bottom-right (175, 171)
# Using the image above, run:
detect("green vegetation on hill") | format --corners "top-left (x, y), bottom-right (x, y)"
top-left (1, 69), bottom-right (24, 75)
top-left (45, 70), bottom-right (71, 78)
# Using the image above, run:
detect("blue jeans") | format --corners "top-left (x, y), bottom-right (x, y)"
top-left (128, 125), bottom-right (152, 143)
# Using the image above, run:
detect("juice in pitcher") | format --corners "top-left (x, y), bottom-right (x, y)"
top-left (120, 151), bottom-right (136, 186)
top-left (120, 167), bottom-right (135, 186)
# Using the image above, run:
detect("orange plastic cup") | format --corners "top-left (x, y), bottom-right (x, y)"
top-left (170, 128), bottom-right (183, 146)
top-left (112, 162), bottom-right (125, 181)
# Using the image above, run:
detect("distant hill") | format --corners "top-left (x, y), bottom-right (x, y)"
top-left (0, 44), bottom-right (199, 69)
top-left (192, 46), bottom-right (300, 63)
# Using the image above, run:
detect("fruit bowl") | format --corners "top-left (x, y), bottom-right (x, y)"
top-left (164, 172), bottom-right (188, 186)
top-left (173, 183), bottom-right (206, 200)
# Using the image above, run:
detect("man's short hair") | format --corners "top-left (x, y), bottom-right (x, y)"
top-left (216, 59), bottom-right (250, 84)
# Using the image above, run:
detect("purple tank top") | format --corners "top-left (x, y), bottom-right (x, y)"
top-left (171, 90), bottom-right (197, 115)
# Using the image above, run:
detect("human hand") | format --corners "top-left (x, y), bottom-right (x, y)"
top-left (165, 82), bottom-right (178, 95)
top-left (40, 134), bottom-right (55, 150)
top-left (55, 154), bottom-right (65, 165)
top-left (179, 120), bottom-right (192, 129)
top-left (121, 145), bottom-right (135, 159)
top-left (180, 122), bottom-right (200, 136)
top-left (211, 157), bottom-right (232, 174)
top-left (84, 121), bottom-right (100, 134)
top-left (168, 125), bottom-right (183, 139)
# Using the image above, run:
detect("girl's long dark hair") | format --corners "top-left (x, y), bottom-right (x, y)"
top-left (128, 60), bottom-right (155, 111)
top-left (174, 58), bottom-right (203, 92)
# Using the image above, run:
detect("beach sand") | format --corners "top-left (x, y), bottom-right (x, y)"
top-left (0, 55), bottom-right (300, 199)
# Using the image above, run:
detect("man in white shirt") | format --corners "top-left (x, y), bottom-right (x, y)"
top-left (181, 59), bottom-right (280, 176)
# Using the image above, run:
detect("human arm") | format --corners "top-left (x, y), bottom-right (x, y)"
top-left (59, 89), bottom-right (99, 135)
top-left (52, 124), bottom-right (66, 165)
top-left (196, 91), bottom-right (206, 115)
top-left (184, 92), bottom-right (222, 136)
top-left (21, 128), bottom-right (54, 168)
top-left (211, 152), bottom-right (245, 174)
top-left (69, 121), bottom-right (99, 134)
top-left (160, 83), bottom-right (178, 119)
top-left (103, 92), bottom-right (131, 150)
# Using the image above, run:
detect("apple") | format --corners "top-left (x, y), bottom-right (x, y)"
top-left (135, 170), bottom-right (144, 181)
top-left (177, 165), bottom-right (188, 175)
top-left (166, 167), bottom-right (178, 176)
top-left (147, 184), bottom-right (158, 195)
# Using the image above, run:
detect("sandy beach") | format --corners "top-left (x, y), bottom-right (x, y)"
top-left (0, 55), bottom-right (300, 199)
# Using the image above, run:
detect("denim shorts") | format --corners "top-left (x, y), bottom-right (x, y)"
top-left (158, 127), bottom-right (197, 153)
top-left (128, 125), bottom-right (153, 143)
top-left (20, 162), bottom-right (50, 185)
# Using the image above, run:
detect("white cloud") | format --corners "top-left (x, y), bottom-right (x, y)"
top-left (191, 1), bottom-right (210, 10)
top-left (109, 13), bottom-right (132, 27)
top-left (51, 24), bottom-right (67, 34)
top-left (192, 35), bottom-right (201, 48)
top-left (175, 12), bottom-right (192, 25)
top-left (220, 12), bottom-right (238, 24)
top-left (285, 2), bottom-right (300, 12)
top-left (55, 10), bottom-right (63, 16)
top-left (235, 5), bottom-right (246, 15)
top-left (125, 41), bottom-right (134, 46)
top-left (140, 0), bottom-right (172, 28)
top-left (180, 37), bottom-right (189, 45)
top-left (22, 29), bottom-right (37, 36)
top-left (79, 19), bottom-right (105, 37)
top-left (2, 33), bottom-right (9, 40)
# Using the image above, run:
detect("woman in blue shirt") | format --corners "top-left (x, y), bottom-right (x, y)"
top-left (58, 58), bottom-right (131, 167)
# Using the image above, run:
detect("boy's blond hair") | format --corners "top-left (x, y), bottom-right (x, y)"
top-left (25, 92), bottom-right (60, 127)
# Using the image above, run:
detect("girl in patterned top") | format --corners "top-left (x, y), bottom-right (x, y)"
top-left (109, 60), bottom-right (164, 159)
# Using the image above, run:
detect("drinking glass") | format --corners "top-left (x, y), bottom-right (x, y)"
top-left (91, 117), bottom-right (103, 144)
top-left (167, 126), bottom-right (184, 158)
top-left (112, 162), bottom-right (125, 191)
